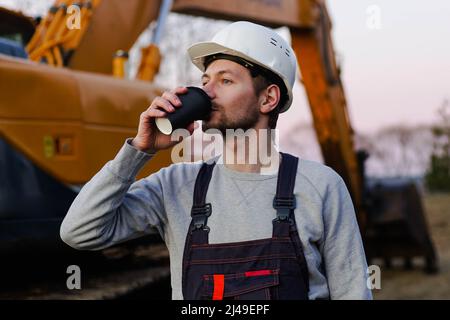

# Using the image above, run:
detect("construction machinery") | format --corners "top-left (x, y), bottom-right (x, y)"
top-left (0, 0), bottom-right (438, 272)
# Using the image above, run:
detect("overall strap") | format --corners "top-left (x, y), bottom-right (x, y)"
top-left (273, 152), bottom-right (299, 235)
top-left (189, 161), bottom-right (216, 244)
top-left (273, 153), bottom-right (309, 292)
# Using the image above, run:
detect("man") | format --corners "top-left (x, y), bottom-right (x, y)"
top-left (60, 21), bottom-right (372, 300)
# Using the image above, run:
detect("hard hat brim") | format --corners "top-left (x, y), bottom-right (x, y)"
top-left (188, 42), bottom-right (249, 71)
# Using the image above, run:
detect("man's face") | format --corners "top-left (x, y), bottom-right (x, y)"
top-left (201, 59), bottom-right (260, 135)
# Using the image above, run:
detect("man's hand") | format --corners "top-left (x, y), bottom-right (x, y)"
top-left (131, 86), bottom-right (198, 153)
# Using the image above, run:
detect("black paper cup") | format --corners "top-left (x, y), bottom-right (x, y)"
top-left (155, 86), bottom-right (212, 135)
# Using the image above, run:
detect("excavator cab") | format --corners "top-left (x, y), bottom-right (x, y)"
top-left (0, 7), bottom-right (35, 58)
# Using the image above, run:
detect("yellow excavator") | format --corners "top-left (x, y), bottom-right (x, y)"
top-left (0, 0), bottom-right (438, 272)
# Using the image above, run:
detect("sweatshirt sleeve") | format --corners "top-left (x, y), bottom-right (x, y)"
top-left (60, 139), bottom-right (167, 251)
top-left (320, 176), bottom-right (373, 300)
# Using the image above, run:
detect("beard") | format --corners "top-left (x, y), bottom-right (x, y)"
top-left (202, 104), bottom-right (260, 136)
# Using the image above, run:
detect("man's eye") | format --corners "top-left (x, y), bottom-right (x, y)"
top-left (222, 79), bottom-right (232, 84)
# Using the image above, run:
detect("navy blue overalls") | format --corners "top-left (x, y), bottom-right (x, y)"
top-left (182, 152), bottom-right (310, 300)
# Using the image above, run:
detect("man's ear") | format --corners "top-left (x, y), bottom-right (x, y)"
top-left (259, 84), bottom-right (281, 115)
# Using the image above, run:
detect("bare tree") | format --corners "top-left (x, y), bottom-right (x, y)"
top-left (357, 124), bottom-right (434, 177)
top-left (280, 122), bottom-right (323, 162)
top-left (1, 0), bottom-right (52, 16)
top-left (432, 99), bottom-right (450, 159)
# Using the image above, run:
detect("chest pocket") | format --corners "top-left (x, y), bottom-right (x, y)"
top-left (202, 269), bottom-right (279, 300)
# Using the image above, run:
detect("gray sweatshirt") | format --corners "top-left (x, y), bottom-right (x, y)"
top-left (60, 139), bottom-right (373, 300)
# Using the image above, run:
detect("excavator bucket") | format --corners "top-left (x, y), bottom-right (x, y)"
top-left (364, 181), bottom-right (439, 273)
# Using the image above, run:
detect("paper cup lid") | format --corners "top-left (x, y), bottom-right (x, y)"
top-left (155, 118), bottom-right (173, 135)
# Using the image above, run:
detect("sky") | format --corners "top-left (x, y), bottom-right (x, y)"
top-left (1, 0), bottom-right (449, 134)
top-left (326, 0), bottom-right (450, 133)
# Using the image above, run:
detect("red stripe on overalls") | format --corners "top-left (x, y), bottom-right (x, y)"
top-left (245, 270), bottom-right (272, 277)
top-left (212, 274), bottom-right (225, 300)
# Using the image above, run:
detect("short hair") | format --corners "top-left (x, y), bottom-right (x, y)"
top-left (251, 73), bottom-right (287, 129)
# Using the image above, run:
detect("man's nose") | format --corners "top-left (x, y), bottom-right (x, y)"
top-left (202, 83), bottom-right (216, 100)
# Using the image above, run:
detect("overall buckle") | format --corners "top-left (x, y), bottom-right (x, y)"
top-left (273, 197), bottom-right (296, 223)
top-left (191, 203), bottom-right (212, 231)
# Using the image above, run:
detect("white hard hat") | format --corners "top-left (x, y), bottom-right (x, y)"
top-left (188, 21), bottom-right (297, 113)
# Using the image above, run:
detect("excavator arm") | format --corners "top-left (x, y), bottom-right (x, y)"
top-left (290, 2), bottom-right (366, 230)
top-left (26, 0), bottom-right (163, 74)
